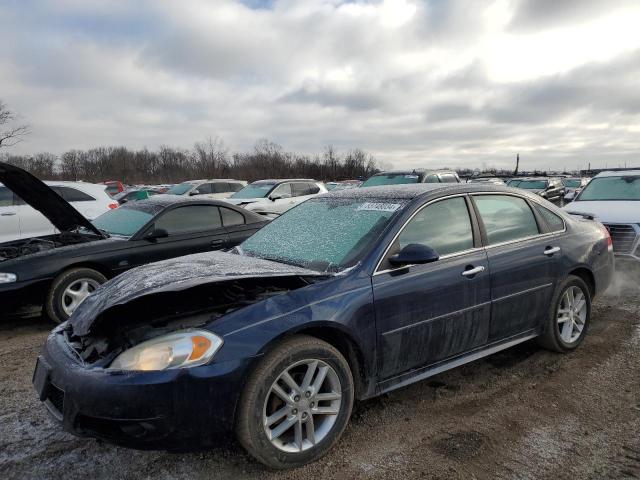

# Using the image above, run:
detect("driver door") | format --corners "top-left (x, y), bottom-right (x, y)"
top-left (372, 195), bottom-right (490, 381)
top-left (126, 205), bottom-right (229, 268)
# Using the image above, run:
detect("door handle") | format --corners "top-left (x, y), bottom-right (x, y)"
top-left (1, 212), bottom-right (17, 216)
top-left (544, 246), bottom-right (561, 256)
top-left (461, 265), bottom-right (485, 277)
top-left (209, 239), bottom-right (225, 249)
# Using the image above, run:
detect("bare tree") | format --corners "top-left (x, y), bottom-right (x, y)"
top-left (0, 101), bottom-right (29, 148)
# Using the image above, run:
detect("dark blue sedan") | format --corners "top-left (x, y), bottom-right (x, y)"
top-left (34, 183), bottom-right (614, 468)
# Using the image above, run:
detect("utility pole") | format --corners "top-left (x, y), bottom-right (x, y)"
top-left (514, 153), bottom-right (519, 175)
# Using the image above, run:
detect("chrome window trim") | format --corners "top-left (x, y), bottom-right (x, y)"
top-left (373, 193), bottom-right (475, 276)
top-left (373, 191), bottom-right (567, 276)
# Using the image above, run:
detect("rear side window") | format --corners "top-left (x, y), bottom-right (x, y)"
top-left (0, 187), bottom-right (14, 206)
top-left (155, 206), bottom-right (222, 235)
top-left (536, 205), bottom-right (565, 232)
top-left (229, 182), bottom-right (244, 192)
top-left (440, 174), bottom-right (458, 183)
top-left (307, 183), bottom-right (320, 194)
top-left (398, 197), bottom-right (474, 256)
top-left (220, 207), bottom-right (245, 226)
top-left (474, 195), bottom-right (539, 244)
top-left (292, 183), bottom-right (311, 197)
top-left (52, 186), bottom-right (95, 202)
top-left (424, 174), bottom-right (439, 183)
top-left (212, 182), bottom-right (231, 193)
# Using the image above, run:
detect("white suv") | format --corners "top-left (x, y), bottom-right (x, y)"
top-left (165, 179), bottom-right (247, 199)
top-left (563, 170), bottom-right (640, 264)
top-left (225, 179), bottom-right (327, 216)
top-left (0, 181), bottom-right (117, 243)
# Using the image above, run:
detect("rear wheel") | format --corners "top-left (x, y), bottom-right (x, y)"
top-left (236, 335), bottom-right (354, 469)
top-left (45, 268), bottom-right (106, 323)
top-left (538, 275), bottom-right (591, 352)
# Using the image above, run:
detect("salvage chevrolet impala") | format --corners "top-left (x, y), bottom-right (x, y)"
top-left (34, 183), bottom-right (614, 469)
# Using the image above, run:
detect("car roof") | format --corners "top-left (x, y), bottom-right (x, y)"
top-left (370, 169), bottom-right (455, 175)
top-left (251, 179), bottom-right (318, 184)
top-left (321, 183), bottom-right (534, 201)
top-left (595, 170), bottom-right (640, 177)
top-left (138, 194), bottom-right (236, 207)
top-left (183, 179), bottom-right (244, 183)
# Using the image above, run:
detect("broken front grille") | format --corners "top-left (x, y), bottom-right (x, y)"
top-left (46, 383), bottom-right (65, 416)
top-left (604, 224), bottom-right (638, 254)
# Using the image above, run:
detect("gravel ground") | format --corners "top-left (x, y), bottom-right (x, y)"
top-left (1, 280), bottom-right (639, 480)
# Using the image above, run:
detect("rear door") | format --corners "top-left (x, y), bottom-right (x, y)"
top-left (127, 204), bottom-right (229, 267)
top-left (0, 186), bottom-right (20, 242)
top-left (471, 194), bottom-right (562, 341)
top-left (373, 195), bottom-right (491, 381)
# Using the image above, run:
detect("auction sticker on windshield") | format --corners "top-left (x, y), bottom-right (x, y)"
top-left (356, 202), bottom-right (402, 212)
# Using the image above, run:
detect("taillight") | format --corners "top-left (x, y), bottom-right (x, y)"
top-left (600, 224), bottom-right (613, 251)
top-left (108, 202), bottom-right (119, 209)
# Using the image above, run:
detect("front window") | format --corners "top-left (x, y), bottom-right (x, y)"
top-left (576, 176), bottom-right (640, 201)
top-left (231, 183), bottom-right (276, 199)
top-left (166, 183), bottom-right (195, 195)
top-left (562, 179), bottom-right (582, 188)
top-left (241, 198), bottom-right (403, 271)
top-left (513, 180), bottom-right (548, 190)
top-left (92, 206), bottom-right (156, 237)
top-left (361, 173), bottom-right (420, 187)
top-left (398, 197), bottom-right (474, 256)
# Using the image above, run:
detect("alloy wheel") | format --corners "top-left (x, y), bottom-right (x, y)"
top-left (61, 278), bottom-right (100, 316)
top-left (263, 359), bottom-right (342, 453)
top-left (556, 285), bottom-right (587, 343)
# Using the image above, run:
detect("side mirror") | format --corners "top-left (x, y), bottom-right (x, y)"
top-left (389, 244), bottom-right (439, 266)
top-left (145, 228), bottom-right (169, 240)
top-left (189, 190), bottom-right (200, 196)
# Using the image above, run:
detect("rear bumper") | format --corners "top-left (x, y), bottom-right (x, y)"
top-left (34, 327), bottom-right (252, 451)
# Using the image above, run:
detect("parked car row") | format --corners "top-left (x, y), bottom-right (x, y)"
top-left (0, 161), bottom-right (626, 469)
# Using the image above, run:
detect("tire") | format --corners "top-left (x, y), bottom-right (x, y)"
top-left (236, 335), bottom-right (354, 469)
top-left (45, 268), bottom-right (107, 324)
top-left (537, 275), bottom-right (591, 352)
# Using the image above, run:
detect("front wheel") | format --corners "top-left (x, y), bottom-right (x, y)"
top-left (236, 335), bottom-right (354, 469)
top-left (45, 268), bottom-right (106, 324)
top-left (538, 275), bottom-right (591, 352)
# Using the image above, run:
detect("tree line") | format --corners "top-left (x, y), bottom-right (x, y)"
top-left (0, 138), bottom-right (381, 184)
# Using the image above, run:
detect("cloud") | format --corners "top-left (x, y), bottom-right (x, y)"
top-left (0, 0), bottom-right (639, 170)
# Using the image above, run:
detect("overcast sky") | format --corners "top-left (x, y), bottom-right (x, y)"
top-left (2, 0), bottom-right (640, 170)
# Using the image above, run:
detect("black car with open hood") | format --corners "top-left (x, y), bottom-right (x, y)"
top-left (0, 162), bottom-right (268, 323)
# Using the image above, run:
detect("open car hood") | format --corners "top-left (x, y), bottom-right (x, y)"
top-left (0, 162), bottom-right (103, 236)
top-left (69, 251), bottom-right (328, 336)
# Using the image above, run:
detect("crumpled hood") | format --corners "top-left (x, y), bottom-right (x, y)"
top-left (563, 201), bottom-right (640, 224)
top-left (69, 251), bottom-right (325, 336)
top-left (0, 162), bottom-right (103, 236)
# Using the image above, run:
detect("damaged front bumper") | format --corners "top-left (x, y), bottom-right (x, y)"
top-left (34, 326), bottom-right (252, 451)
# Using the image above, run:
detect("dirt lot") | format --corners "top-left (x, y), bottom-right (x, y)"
top-left (1, 280), bottom-right (639, 480)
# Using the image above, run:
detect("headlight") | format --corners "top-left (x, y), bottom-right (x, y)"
top-left (0, 273), bottom-right (17, 283)
top-left (108, 330), bottom-right (223, 371)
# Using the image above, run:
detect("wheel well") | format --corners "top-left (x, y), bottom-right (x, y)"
top-left (56, 263), bottom-right (112, 281)
top-left (569, 267), bottom-right (596, 297)
top-left (295, 326), bottom-right (369, 400)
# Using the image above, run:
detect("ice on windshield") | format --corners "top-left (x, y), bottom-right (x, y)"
top-left (241, 198), bottom-right (404, 271)
top-left (231, 183), bottom-right (276, 199)
top-left (562, 179), bottom-right (582, 188)
top-left (92, 207), bottom-right (153, 236)
top-left (361, 173), bottom-right (420, 187)
top-left (577, 176), bottom-right (640, 201)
